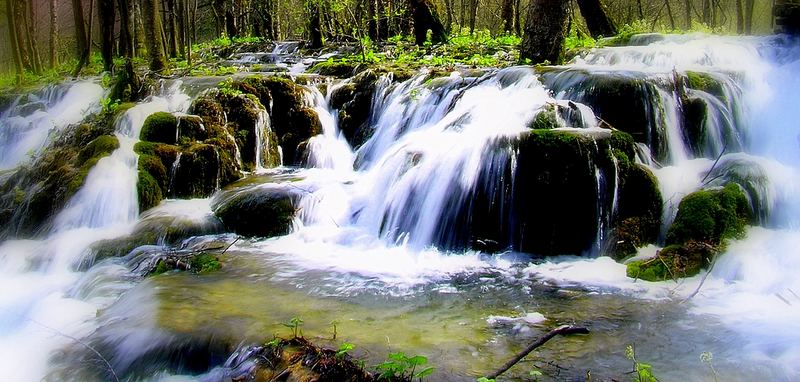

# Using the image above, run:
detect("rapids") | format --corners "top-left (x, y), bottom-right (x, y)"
top-left (1, 34), bottom-right (800, 381)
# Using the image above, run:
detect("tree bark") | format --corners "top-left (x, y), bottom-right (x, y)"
top-left (576, 0), bottom-right (616, 37)
top-left (165, 0), bottom-right (178, 57)
top-left (665, 0), bottom-right (675, 29)
top-left (13, 0), bottom-right (32, 72)
top-left (134, 0), bottom-right (147, 57)
top-left (409, 0), bottom-right (447, 45)
top-left (6, 0), bottom-right (24, 83)
top-left (50, 0), bottom-right (58, 68)
top-left (744, 0), bottom-right (754, 34)
top-left (368, 0), bottom-right (377, 40)
top-left (143, 0), bottom-right (168, 72)
top-left (99, 0), bottom-right (116, 72)
top-left (684, 0), bottom-right (692, 27)
top-left (443, 0), bottom-right (453, 32)
top-left (26, 0), bottom-right (44, 74)
top-left (72, 0), bottom-right (90, 75)
top-left (468, 0), bottom-right (477, 33)
top-left (521, 0), bottom-right (569, 64)
top-left (308, 0), bottom-right (323, 48)
top-left (501, 0), bottom-right (514, 33)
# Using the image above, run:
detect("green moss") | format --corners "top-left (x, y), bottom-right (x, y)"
top-left (78, 135), bottom-right (120, 163)
top-left (666, 183), bottom-right (751, 246)
top-left (685, 71), bottom-right (724, 98)
top-left (310, 60), bottom-right (360, 77)
top-left (190, 253), bottom-right (222, 273)
top-left (528, 105), bottom-right (559, 130)
top-left (140, 112), bottom-right (179, 144)
top-left (137, 169), bottom-right (163, 212)
top-left (626, 242), bottom-right (714, 281)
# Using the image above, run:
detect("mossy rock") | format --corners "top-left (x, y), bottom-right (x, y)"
top-left (151, 252), bottom-right (222, 275)
top-left (212, 185), bottom-right (298, 238)
top-left (190, 96), bottom-right (225, 126)
top-left (329, 70), bottom-right (379, 149)
top-left (78, 135), bottom-right (120, 163)
top-left (140, 112), bottom-right (179, 144)
top-left (626, 241), bottom-right (715, 281)
top-left (528, 104), bottom-right (559, 130)
top-left (89, 231), bottom-right (159, 264)
top-left (681, 95), bottom-right (708, 157)
top-left (177, 115), bottom-right (208, 143)
top-left (608, 162), bottom-right (663, 260)
top-left (666, 183), bottom-right (751, 246)
top-left (172, 144), bottom-right (240, 199)
top-left (137, 169), bottom-right (163, 212)
top-left (684, 71), bottom-right (725, 98)
top-left (309, 60), bottom-right (360, 77)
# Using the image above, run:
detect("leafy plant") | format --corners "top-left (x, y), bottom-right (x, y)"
top-left (476, 378), bottom-right (495, 382)
top-left (336, 342), bottom-right (355, 359)
top-left (626, 345), bottom-right (658, 382)
top-left (376, 352), bottom-right (434, 381)
top-left (700, 351), bottom-right (718, 382)
top-left (283, 316), bottom-right (304, 338)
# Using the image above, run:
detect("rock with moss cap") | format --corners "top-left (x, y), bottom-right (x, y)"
top-left (329, 70), bottom-right (380, 149)
top-left (212, 184), bottom-right (300, 238)
top-left (140, 112), bottom-right (179, 144)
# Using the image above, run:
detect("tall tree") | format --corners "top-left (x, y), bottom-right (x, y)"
top-left (308, 0), bottom-right (323, 48)
top-left (6, 0), bottom-right (24, 83)
top-left (521, 0), bottom-right (568, 64)
top-left (744, 0), bottom-right (755, 33)
top-left (576, 0), bottom-right (616, 38)
top-left (501, 0), bottom-right (514, 33)
top-left (409, 0), bottom-right (447, 45)
top-left (25, 0), bottom-right (43, 73)
top-left (143, 0), bottom-right (168, 72)
top-left (50, 0), bottom-right (58, 68)
top-left (99, 0), bottom-right (116, 72)
top-left (72, 0), bottom-right (91, 75)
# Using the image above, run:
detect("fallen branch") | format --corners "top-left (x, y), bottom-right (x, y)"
top-left (485, 325), bottom-right (590, 380)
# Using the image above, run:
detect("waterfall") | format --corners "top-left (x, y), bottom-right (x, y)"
top-left (0, 81), bottom-right (104, 170)
top-left (302, 84), bottom-right (355, 171)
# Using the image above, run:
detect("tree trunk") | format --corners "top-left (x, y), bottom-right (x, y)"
top-left (368, 0), bottom-right (377, 40)
top-left (409, 0), bottom-right (447, 45)
top-left (99, 0), bottom-right (116, 72)
top-left (50, 0), bottom-right (58, 68)
top-left (665, 0), bottom-right (675, 29)
top-left (443, 0), bottom-right (453, 32)
top-left (521, 0), bottom-right (569, 64)
top-left (72, 0), bottom-right (90, 75)
top-left (684, 0), bottom-right (691, 27)
top-left (744, 0), bottom-right (754, 34)
top-left (13, 0), bottom-right (32, 72)
top-left (26, 0), bottom-right (44, 74)
top-left (134, 0), bottom-right (147, 57)
top-left (576, 0), bottom-right (616, 37)
top-left (469, 0), bottom-right (477, 33)
top-left (735, 0), bottom-right (744, 33)
top-left (212, 0), bottom-right (225, 36)
top-left (308, 0), bottom-right (323, 48)
top-left (501, 0), bottom-right (514, 33)
top-left (514, 0), bottom-right (521, 35)
top-left (143, 0), bottom-right (168, 72)
top-left (377, 0), bottom-right (388, 40)
top-left (6, 0), bottom-right (24, 83)
top-left (165, 0), bottom-right (178, 57)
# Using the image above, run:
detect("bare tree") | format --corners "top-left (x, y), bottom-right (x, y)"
top-left (143, 0), bottom-right (168, 72)
top-left (577, 0), bottom-right (617, 37)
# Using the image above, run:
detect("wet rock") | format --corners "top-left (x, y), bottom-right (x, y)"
top-left (666, 183), bottom-right (751, 246)
top-left (212, 184), bottom-right (299, 238)
top-left (140, 112), bottom-right (179, 144)
top-left (330, 70), bottom-right (379, 149)
top-left (607, 160), bottom-right (663, 260)
top-left (626, 241), bottom-right (715, 281)
top-left (172, 143), bottom-right (240, 199)
top-left (176, 114), bottom-right (208, 143)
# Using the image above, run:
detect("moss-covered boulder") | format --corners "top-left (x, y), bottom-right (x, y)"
top-left (140, 112), bottom-right (179, 144)
top-left (330, 70), bottom-right (380, 149)
top-left (626, 241), bottom-right (716, 281)
top-left (540, 70), bottom-right (669, 162)
top-left (172, 143), bottom-right (240, 199)
top-left (607, 160), bottom-right (663, 260)
top-left (177, 115), bottom-right (208, 143)
top-left (134, 141), bottom-right (180, 211)
top-left (212, 184), bottom-right (299, 238)
top-left (626, 182), bottom-right (753, 281)
top-left (666, 183), bottom-right (751, 246)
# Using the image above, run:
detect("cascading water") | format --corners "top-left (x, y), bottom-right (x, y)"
top-left (302, 83), bottom-right (355, 171)
top-left (0, 81), bottom-right (104, 170)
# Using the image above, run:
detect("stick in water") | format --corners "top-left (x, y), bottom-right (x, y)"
top-left (485, 324), bottom-right (590, 380)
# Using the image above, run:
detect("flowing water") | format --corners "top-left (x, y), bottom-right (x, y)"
top-left (2, 34), bottom-right (800, 381)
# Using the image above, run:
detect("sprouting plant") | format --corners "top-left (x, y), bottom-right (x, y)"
top-left (331, 320), bottom-right (340, 340)
top-left (529, 367), bottom-right (543, 381)
top-left (376, 352), bottom-right (434, 381)
top-left (283, 316), bottom-right (304, 338)
top-left (476, 378), bottom-right (495, 382)
top-left (626, 344), bottom-right (658, 382)
top-left (336, 342), bottom-right (355, 359)
top-left (700, 351), bottom-right (718, 382)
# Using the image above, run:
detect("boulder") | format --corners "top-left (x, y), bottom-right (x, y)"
top-left (212, 184), bottom-right (299, 238)
top-left (329, 70), bottom-right (380, 149)
top-left (140, 112), bottom-right (179, 144)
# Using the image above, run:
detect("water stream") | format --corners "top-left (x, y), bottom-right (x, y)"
top-left (2, 34), bottom-right (800, 381)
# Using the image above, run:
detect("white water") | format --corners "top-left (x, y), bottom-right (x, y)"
top-left (0, 81), bottom-right (191, 381)
top-left (0, 81), bottom-right (104, 170)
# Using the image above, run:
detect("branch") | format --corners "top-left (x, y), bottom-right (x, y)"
top-left (485, 324), bottom-right (589, 379)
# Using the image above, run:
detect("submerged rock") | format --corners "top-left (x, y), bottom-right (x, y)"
top-left (329, 70), bottom-right (380, 149)
top-left (212, 184), bottom-right (299, 238)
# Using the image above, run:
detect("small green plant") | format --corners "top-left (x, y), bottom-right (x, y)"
top-left (100, 97), bottom-right (120, 115)
top-left (336, 342), bottom-right (355, 359)
top-left (700, 351), bottom-right (718, 382)
top-left (283, 316), bottom-right (304, 338)
top-left (626, 345), bottom-right (658, 382)
top-left (376, 352), bottom-right (434, 381)
top-left (331, 320), bottom-right (340, 339)
top-left (476, 378), bottom-right (495, 382)
top-left (529, 367), bottom-right (543, 381)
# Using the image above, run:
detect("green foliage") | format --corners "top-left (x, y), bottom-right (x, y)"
top-left (666, 183), bottom-right (751, 245)
top-left (376, 352), bottom-right (434, 381)
top-left (564, 28), bottom-right (597, 51)
top-left (700, 351), bottom-right (718, 382)
top-left (626, 345), bottom-right (658, 382)
top-left (283, 316), bottom-right (304, 338)
top-left (189, 253), bottom-right (221, 273)
top-left (476, 378), bottom-right (495, 382)
top-left (336, 342), bottom-right (355, 359)
top-left (217, 78), bottom-right (243, 97)
top-left (529, 105), bottom-right (560, 130)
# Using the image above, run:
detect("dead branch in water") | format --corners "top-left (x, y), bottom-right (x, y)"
top-left (485, 324), bottom-right (590, 380)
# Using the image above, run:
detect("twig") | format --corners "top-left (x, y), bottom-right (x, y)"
top-left (26, 318), bottom-right (120, 382)
top-left (700, 143), bottom-right (728, 184)
top-left (681, 251), bottom-right (719, 303)
top-left (485, 325), bottom-right (589, 380)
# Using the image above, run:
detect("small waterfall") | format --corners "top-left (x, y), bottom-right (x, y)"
top-left (254, 109), bottom-right (268, 171)
top-left (302, 84), bottom-right (355, 171)
top-left (54, 81), bottom-right (191, 230)
top-left (0, 81), bottom-right (105, 170)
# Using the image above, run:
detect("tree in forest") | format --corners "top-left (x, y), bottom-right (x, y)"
top-left (143, 0), bottom-right (169, 72)
top-left (521, 0), bottom-right (569, 64)
top-left (501, 0), bottom-right (514, 33)
top-left (71, 0), bottom-right (91, 75)
top-left (576, 0), bottom-right (617, 37)
top-left (409, 0), bottom-right (447, 45)
top-left (50, 0), bottom-right (58, 68)
top-left (99, 0), bottom-right (116, 72)
top-left (6, 0), bottom-right (24, 83)
top-left (308, 0), bottom-right (323, 48)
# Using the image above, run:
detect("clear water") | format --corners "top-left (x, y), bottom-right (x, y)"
top-left (2, 35), bottom-right (800, 381)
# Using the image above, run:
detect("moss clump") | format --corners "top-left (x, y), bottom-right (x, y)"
top-left (137, 169), bottom-right (163, 212)
top-left (309, 60), bottom-right (360, 77)
top-left (666, 183), bottom-right (751, 246)
top-left (626, 241), bottom-right (715, 281)
top-left (190, 253), bottom-right (221, 273)
top-left (140, 112), bottom-right (179, 144)
top-left (78, 135), bottom-right (120, 163)
top-left (528, 105), bottom-right (559, 130)
top-left (609, 162), bottom-right (662, 260)
top-left (684, 71), bottom-right (724, 98)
